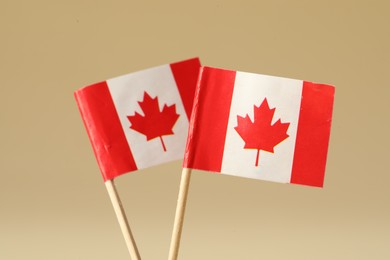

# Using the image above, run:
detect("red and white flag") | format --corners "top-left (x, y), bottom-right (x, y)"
top-left (184, 67), bottom-right (335, 187)
top-left (75, 58), bottom-right (201, 181)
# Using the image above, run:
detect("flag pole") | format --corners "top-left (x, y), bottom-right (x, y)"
top-left (105, 179), bottom-right (141, 260)
top-left (168, 168), bottom-right (192, 260)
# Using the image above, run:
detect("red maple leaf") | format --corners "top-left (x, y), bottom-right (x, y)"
top-left (234, 98), bottom-right (290, 166)
top-left (127, 92), bottom-right (180, 152)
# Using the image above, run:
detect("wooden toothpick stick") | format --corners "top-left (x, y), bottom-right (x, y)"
top-left (168, 168), bottom-right (192, 260)
top-left (105, 179), bottom-right (141, 260)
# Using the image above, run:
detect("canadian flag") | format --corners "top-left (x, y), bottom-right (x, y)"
top-left (75, 58), bottom-right (201, 181)
top-left (184, 67), bottom-right (335, 187)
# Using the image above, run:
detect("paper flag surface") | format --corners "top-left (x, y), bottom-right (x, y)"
top-left (75, 58), bottom-right (201, 181)
top-left (184, 67), bottom-right (335, 187)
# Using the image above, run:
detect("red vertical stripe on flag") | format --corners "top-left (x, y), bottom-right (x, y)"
top-left (170, 58), bottom-right (201, 120)
top-left (184, 67), bottom-right (236, 172)
top-left (74, 82), bottom-right (137, 181)
top-left (291, 81), bottom-right (335, 187)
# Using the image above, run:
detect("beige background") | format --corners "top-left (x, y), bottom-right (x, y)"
top-left (1, 1), bottom-right (389, 259)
